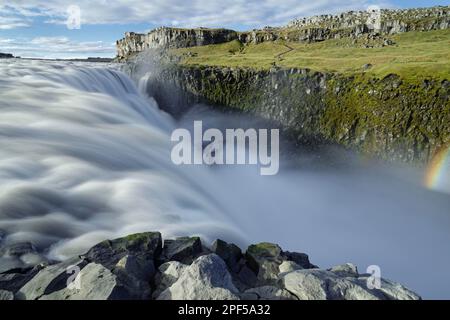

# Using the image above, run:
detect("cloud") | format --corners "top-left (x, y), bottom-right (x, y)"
top-left (1, 0), bottom-right (393, 29)
top-left (0, 36), bottom-right (115, 59)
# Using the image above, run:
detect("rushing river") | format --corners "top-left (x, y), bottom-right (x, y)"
top-left (0, 59), bottom-right (449, 298)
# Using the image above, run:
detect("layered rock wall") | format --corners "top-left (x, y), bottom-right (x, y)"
top-left (116, 6), bottom-right (450, 59)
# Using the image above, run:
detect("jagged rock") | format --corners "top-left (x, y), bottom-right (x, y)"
top-left (355, 275), bottom-right (421, 300)
top-left (39, 263), bottom-right (119, 300)
top-left (161, 236), bottom-right (203, 264)
top-left (0, 266), bottom-right (41, 293)
top-left (16, 257), bottom-right (87, 300)
top-left (84, 232), bottom-right (162, 269)
top-left (0, 242), bottom-right (48, 273)
top-left (245, 243), bottom-right (314, 286)
top-left (153, 261), bottom-right (188, 298)
top-left (245, 286), bottom-right (298, 300)
top-left (157, 254), bottom-right (239, 300)
top-left (280, 269), bottom-right (420, 300)
top-left (0, 289), bottom-right (14, 300)
top-left (82, 232), bottom-right (160, 298)
top-left (329, 263), bottom-right (359, 277)
top-left (211, 239), bottom-right (243, 273)
top-left (279, 261), bottom-right (302, 274)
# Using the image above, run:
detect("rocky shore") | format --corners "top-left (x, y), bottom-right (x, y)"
top-left (0, 232), bottom-right (420, 300)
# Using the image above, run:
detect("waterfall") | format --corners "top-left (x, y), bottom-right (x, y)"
top-left (0, 59), bottom-right (449, 298)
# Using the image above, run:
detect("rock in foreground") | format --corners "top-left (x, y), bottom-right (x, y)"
top-left (0, 232), bottom-right (421, 300)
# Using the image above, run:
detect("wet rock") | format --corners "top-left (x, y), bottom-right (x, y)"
top-left (211, 239), bottom-right (243, 273)
top-left (279, 261), bottom-right (302, 274)
top-left (157, 254), bottom-right (239, 300)
top-left (153, 261), bottom-right (188, 298)
top-left (245, 243), bottom-right (314, 285)
top-left (84, 232), bottom-right (162, 269)
top-left (161, 236), bottom-right (203, 264)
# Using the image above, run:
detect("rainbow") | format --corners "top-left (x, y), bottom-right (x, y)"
top-left (424, 146), bottom-right (450, 192)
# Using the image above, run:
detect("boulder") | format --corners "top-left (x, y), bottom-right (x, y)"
top-left (211, 239), bottom-right (243, 273)
top-left (39, 263), bottom-right (120, 300)
top-left (245, 286), bottom-right (297, 300)
top-left (157, 254), bottom-right (239, 300)
top-left (153, 261), bottom-right (188, 298)
top-left (245, 243), bottom-right (314, 286)
top-left (161, 236), bottom-right (203, 264)
top-left (82, 232), bottom-right (161, 299)
top-left (16, 257), bottom-right (87, 300)
top-left (280, 269), bottom-right (421, 300)
top-left (329, 263), bottom-right (359, 277)
top-left (84, 232), bottom-right (162, 269)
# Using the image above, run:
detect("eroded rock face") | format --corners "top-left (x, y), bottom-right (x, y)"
top-left (1, 232), bottom-right (421, 300)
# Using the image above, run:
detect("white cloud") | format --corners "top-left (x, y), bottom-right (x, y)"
top-left (0, 36), bottom-right (115, 59)
top-left (1, 0), bottom-right (393, 29)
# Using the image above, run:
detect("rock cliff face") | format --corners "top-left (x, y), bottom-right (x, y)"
top-left (116, 6), bottom-right (450, 59)
top-left (129, 63), bottom-right (449, 164)
top-left (117, 28), bottom-right (237, 60)
top-left (0, 232), bottom-right (421, 300)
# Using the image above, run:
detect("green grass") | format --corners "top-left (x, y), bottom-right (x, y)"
top-left (171, 29), bottom-right (450, 80)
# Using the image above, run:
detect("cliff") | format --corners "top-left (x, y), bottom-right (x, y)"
top-left (129, 63), bottom-right (449, 164)
top-left (0, 53), bottom-right (14, 59)
top-left (116, 6), bottom-right (450, 59)
top-left (0, 232), bottom-right (420, 300)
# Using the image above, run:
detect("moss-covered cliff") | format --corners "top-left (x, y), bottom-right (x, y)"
top-left (134, 63), bottom-right (449, 164)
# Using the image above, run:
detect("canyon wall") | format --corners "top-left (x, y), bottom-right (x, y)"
top-left (116, 6), bottom-right (450, 59)
top-left (129, 63), bottom-right (449, 164)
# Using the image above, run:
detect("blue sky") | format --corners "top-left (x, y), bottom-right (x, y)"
top-left (0, 0), bottom-right (448, 59)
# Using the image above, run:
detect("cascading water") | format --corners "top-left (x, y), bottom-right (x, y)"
top-left (0, 59), bottom-right (449, 298)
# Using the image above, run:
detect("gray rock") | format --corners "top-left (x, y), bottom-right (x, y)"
top-left (245, 243), bottom-right (314, 286)
top-left (245, 286), bottom-right (297, 300)
top-left (0, 289), bottom-right (14, 300)
top-left (82, 232), bottom-right (161, 299)
top-left (278, 261), bottom-right (302, 274)
top-left (157, 254), bottom-right (239, 300)
top-left (16, 257), bottom-right (86, 300)
top-left (211, 239), bottom-right (243, 273)
top-left (84, 232), bottom-right (162, 270)
top-left (161, 236), bottom-right (203, 264)
top-left (329, 263), bottom-right (359, 277)
top-left (39, 263), bottom-right (119, 300)
top-left (153, 261), bottom-right (188, 298)
top-left (280, 269), bottom-right (420, 300)
top-left (356, 275), bottom-right (421, 300)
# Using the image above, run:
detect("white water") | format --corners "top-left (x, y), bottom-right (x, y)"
top-left (0, 59), bottom-right (449, 299)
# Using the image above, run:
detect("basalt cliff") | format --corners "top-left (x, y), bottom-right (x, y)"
top-left (117, 6), bottom-right (450, 165)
